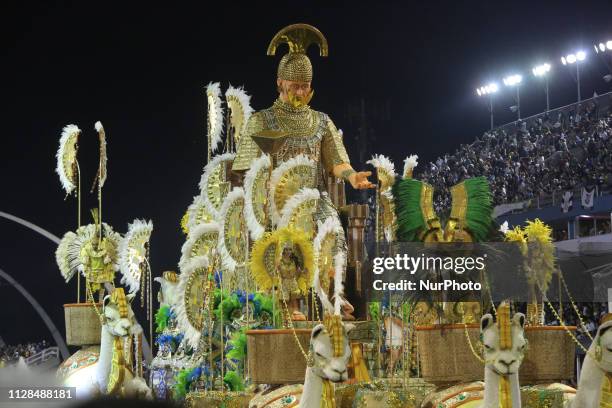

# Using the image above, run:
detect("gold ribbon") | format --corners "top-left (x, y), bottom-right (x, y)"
top-left (320, 378), bottom-right (336, 408)
top-left (323, 314), bottom-right (344, 357)
top-left (499, 375), bottom-right (512, 408)
top-left (498, 304), bottom-right (512, 350)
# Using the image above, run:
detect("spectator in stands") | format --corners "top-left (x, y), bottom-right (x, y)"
top-left (418, 110), bottom-right (612, 213)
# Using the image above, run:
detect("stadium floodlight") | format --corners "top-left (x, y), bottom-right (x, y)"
top-left (503, 74), bottom-right (522, 86)
top-left (477, 82), bottom-right (498, 130)
top-left (533, 63), bottom-right (552, 112)
top-left (532, 63), bottom-right (551, 77)
top-left (608, 40), bottom-right (612, 50)
top-left (503, 74), bottom-right (522, 120)
top-left (561, 50), bottom-right (587, 102)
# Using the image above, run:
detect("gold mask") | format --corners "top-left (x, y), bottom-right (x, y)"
top-left (287, 89), bottom-right (314, 108)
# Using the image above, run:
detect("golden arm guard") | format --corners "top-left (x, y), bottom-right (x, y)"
top-left (321, 116), bottom-right (350, 174)
top-left (231, 112), bottom-right (265, 171)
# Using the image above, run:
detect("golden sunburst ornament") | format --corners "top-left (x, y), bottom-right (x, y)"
top-left (278, 187), bottom-right (319, 238)
top-left (244, 154), bottom-right (271, 240)
top-left (217, 188), bottom-right (247, 279)
top-left (199, 153), bottom-right (235, 220)
top-left (179, 222), bottom-right (219, 270)
top-left (269, 154), bottom-right (316, 226)
top-left (176, 256), bottom-right (211, 349)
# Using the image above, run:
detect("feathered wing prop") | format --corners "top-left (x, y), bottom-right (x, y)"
top-left (118, 219), bottom-right (154, 294)
top-left (56, 124), bottom-right (81, 196)
top-left (243, 154), bottom-right (271, 240)
top-left (175, 255), bottom-right (209, 349)
top-left (179, 222), bottom-right (219, 271)
top-left (55, 223), bottom-right (121, 282)
top-left (268, 154), bottom-right (317, 226)
top-left (225, 85), bottom-right (254, 147)
top-left (313, 216), bottom-right (345, 314)
top-left (206, 82), bottom-right (224, 154)
top-left (198, 152), bottom-right (236, 220)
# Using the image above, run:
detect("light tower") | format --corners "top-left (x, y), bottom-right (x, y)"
top-left (561, 50), bottom-right (587, 102)
top-left (476, 82), bottom-right (499, 130)
top-left (532, 63), bottom-right (551, 112)
top-left (503, 74), bottom-right (523, 120)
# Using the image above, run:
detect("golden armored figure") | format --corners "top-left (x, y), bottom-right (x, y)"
top-left (232, 24), bottom-right (374, 226)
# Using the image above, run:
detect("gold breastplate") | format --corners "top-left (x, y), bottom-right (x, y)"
top-left (263, 101), bottom-right (327, 185)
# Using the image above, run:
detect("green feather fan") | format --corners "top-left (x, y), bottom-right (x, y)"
top-left (392, 178), bottom-right (428, 242)
top-left (462, 177), bottom-right (493, 242)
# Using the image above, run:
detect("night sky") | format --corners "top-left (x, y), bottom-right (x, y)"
top-left (1, 1), bottom-right (611, 345)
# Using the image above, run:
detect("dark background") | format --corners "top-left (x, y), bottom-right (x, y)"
top-left (1, 1), bottom-right (611, 345)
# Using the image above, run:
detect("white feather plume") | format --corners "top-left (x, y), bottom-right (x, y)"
top-left (332, 252), bottom-right (346, 315)
top-left (278, 188), bottom-right (320, 228)
top-left (225, 85), bottom-right (254, 137)
top-left (217, 187), bottom-right (245, 276)
top-left (179, 222), bottom-right (219, 271)
top-left (402, 154), bottom-right (419, 179)
top-left (55, 124), bottom-right (81, 195)
top-left (175, 255), bottom-right (209, 350)
top-left (94, 121), bottom-right (108, 188)
top-left (198, 152), bottom-right (236, 219)
top-left (243, 154), bottom-right (271, 240)
top-left (366, 154), bottom-right (397, 179)
top-left (313, 216), bottom-right (344, 314)
top-left (268, 154), bottom-right (316, 226)
top-left (118, 219), bottom-right (153, 294)
top-left (206, 82), bottom-right (224, 153)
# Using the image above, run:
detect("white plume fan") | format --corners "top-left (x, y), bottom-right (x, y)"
top-left (243, 153), bottom-right (271, 240)
top-left (175, 255), bottom-right (209, 350)
top-left (312, 216), bottom-right (345, 313)
top-left (313, 250), bottom-right (346, 316)
top-left (366, 154), bottom-right (397, 179)
top-left (225, 85), bottom-right (254, 141)
top-left (268, 154), bottom-right (316, 226)
top-left (198, 152), bottom-right (236, 220)
top-left (55, 223), bottom-right (121, 282)
top-left (206, 82), bottom-right (225, 153)
top-left (278, 187), bottom-right (320, 228)
top-left (118, 219), bottom-right (154, 294)
top-left (217, 187), bottom-right (245, 276)
top-left (179, 222), bottom-right (219, 271)
top-left (402, 154), bottom-right (419, 179)
top-left (55, 124), bottom-right (81, 195)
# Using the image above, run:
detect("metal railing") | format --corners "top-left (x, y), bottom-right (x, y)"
top-left (24, 346), bottom-right (59, 366)
top-left (495, 91), bottom-right (612, 135)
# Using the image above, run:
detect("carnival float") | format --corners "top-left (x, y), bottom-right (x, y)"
top-left (50, 23), bottom-right (612, 408)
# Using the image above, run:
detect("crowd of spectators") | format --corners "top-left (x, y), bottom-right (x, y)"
top-left (0, 340), bottom-right (49, 366)
top-left (419, 99), bottom-right (612, 215)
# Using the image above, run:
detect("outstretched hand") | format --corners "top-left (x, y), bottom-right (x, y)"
top-left (348, 171), bottom-right (376, 190)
